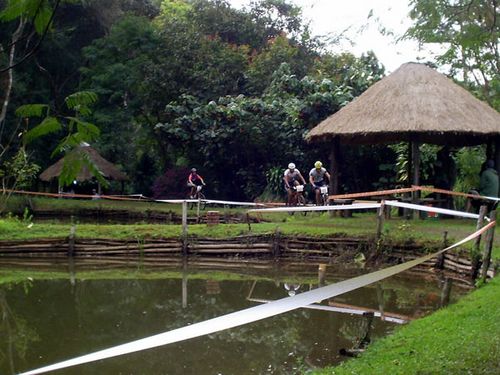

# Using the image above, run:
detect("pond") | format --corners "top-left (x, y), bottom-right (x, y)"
top-left (0, 259), bottom-right (468, 375)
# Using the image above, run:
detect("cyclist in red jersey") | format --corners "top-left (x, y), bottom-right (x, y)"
top-left (187, 168), bottom-right (206, 198)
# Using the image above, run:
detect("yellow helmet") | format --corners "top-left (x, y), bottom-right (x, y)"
top-left (314, 161), bottom-right (322, 169)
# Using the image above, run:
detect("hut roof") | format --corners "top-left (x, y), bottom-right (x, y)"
top-left (306, 62), bottom-right (500, 145)
top-left (39, 144), bottom-right (128, 182)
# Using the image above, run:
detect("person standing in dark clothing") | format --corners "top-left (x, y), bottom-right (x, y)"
top-left (470, 160), bottom-right (499, 213)
top-left (479, 160), bottom-right (499, 198)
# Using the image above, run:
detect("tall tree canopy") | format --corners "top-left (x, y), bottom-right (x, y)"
top-left (405, 0), bottom-right (499, 109)
top-left (1, 0), bottom-right (388, 199)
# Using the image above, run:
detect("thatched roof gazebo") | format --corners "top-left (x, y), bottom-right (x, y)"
top-left (40, 143), bottom-right (127, 193)
top-left (307, 62), bottom-right (500, 195)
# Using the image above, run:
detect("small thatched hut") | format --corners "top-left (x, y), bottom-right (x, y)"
top-left (307, 62), bottom-right (500, 194)
top-left (40, 144), bottom-right (127, 193)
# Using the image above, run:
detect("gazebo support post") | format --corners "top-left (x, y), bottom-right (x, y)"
top-left (328, 138), bottom-right (340, 218)
top-left (329, 137), bottom-right (340, 195)
top-left (486, 142), bottom-right (494, 160)
top-left (495, 136), bottom-right (500, 175)
top-left (411, 139), bottom-right (421, 219)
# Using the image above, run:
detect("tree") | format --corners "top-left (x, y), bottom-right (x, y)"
top-left (154, 61), bottom-right (382, 200)
top-left (15, 91), bottom-right (104, 188)
top-left (405, 0), bottom-right (499, 108)
top-left (0, 0), bottom-right (61, 133)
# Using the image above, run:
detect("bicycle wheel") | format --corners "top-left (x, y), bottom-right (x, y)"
top-left (322, 194), bottom-right (329, 207)
top-left (297, 194), bottom-right (307, 216)
top-left (187, 193), bottom-right (196, 210)
top-left (287, 193), bottom-right (297, 216)
top-left (198, 192), bottom-right (207, 210)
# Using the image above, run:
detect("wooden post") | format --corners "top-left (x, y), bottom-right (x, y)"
top-left (359, 312), bottom-right (374, 349)
top-left (68, 254), bottom-right (76, 287)
top-left (182, 258), bottom-right (188, 309)
top-left (329, 137), bottom-right (340, 195)
top-left (246, 213), bottom-right (252, 231)
top-left (440, 277), bottom-right (452, 307)
top-left (486, 141), bottom-right (494, 160)
top-left (376, 283), bottom-right (385, 321)
top-left (470, 205), bottom-right (488, 279)
top-left (182, 200), bottom-right (188, 236)
top-left (376, 201), bottom-right (385, 240)
top-left (196, 196), bottom-right (201, 223)
top-left (436, 231), bottom-right (448, 269)
top-left (474, 205), bottom-right (488, 254)
top-left (182, 200), bottom-right (188, 256)
top-left (480, 210), bottom-right (496, 283)
top-left (495, 136), bottom-right (500, 176)
top-left (272, 228), bottom-right (281, 258)
top-left (68, 215), bottom-right (75, 257)
top-left (318, 264), bottom-right (326, 287)
top-left (411, 139), bottom-right (421, 219)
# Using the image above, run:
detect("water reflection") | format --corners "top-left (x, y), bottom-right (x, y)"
top-left (0, 260), bottom-right (468, 375)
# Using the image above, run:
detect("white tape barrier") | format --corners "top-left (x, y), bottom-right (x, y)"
top-left (195, 198), bottom-right (265, 207)
top-left (156, 198), bottom-right (265, 207)
top-left (249, 200), bottom-right (482, 221)
top-left (248, 202), bottom-right (382, 213)
top-left (483, 195), bottom-right (500, 202)
top-left (17, 221), bottom-right (494, 375)
top-left (384, 200), bottom-right (480, 220)
top-left (156, 199), bottom-right (203, 204)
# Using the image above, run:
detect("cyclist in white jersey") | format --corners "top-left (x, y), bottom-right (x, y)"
top-left (283, 163), bottom-right (307, 205)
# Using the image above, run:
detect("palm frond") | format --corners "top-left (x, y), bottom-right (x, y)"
top-left (23, 116), bottom-right (62, 144)
top-left (66, 117), bottom-right (100, 141)
top-left (15, 104), bottom-right (49, 118)
top-left (65, 91), bottom-right (98, 110)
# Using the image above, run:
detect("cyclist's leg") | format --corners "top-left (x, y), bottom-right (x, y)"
top-left (314, 185), bottom-right (321, 205)
top-left (187, 182), bottom-right (195, 198)
top-left (285, 185), bottom-right (292, 205)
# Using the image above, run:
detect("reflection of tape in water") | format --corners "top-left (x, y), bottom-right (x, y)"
top-left (247, 298), bottom-right (408, 324)
top-left (18, 221), bottom-right (495, 375)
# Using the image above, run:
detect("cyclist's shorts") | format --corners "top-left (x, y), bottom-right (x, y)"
top-left (313, 181), bottom-right (327, 189)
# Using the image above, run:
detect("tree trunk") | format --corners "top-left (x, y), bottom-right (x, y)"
top-left (0, 19), bottom-right (26, 128)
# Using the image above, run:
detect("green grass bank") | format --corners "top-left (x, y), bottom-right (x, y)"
top-left (316, 275), bottom-right (500, 375)
top-left (1, 212), bottom-right (498, 259)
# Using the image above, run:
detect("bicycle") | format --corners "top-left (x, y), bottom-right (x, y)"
top-left (187, 185), bottom-right (206, 210)
top-left (288, 184), bottom-right (307, 216)
top-left (313, 184), bottom-right (329, 206)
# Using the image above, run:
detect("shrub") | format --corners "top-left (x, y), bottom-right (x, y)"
top-left (151, 167), bottom-right (191, 199)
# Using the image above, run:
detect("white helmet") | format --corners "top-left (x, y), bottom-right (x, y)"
top-left (288, 163), bottom-right (296, 169)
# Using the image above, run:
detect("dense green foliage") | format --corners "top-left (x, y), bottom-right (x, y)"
top-left (0, 0), bottom-right (496, 201)
top-left (1, 0), bottom-right (389, 199)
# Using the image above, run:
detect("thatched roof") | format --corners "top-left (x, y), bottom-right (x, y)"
top-left (306, 62), bottom-right (500, 145)
top-left (39, 144), bottom-right (127, 182)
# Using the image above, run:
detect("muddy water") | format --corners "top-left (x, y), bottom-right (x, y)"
top-left (0, 260), bottom-right (468, 375)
